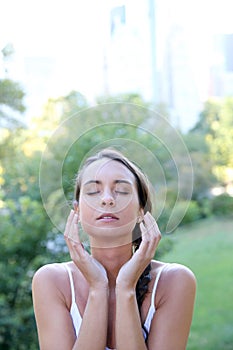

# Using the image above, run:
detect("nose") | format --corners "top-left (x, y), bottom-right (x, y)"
top-left (100, 190), bottom-right (115, 207)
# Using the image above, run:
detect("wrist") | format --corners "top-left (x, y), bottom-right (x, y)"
top-left (116, 277), bottom-right (137, 291)
top-left (89, 283), bottom-right (109, 295)
top-left (115, 283), bottom-right (136, 297)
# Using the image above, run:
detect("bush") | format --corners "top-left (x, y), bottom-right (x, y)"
top-left (198, 198), bottom-right (213, 218)
top-left (182, 200), bottom-right (202, 224)
top-left (157, 200), bottom-right (202, 233)
top-left (167, 200), bottom-right (201, 229)
top-left (211, 193), bottom-right (233, 216)
top-left (156, 236), bottom-right (174, 259)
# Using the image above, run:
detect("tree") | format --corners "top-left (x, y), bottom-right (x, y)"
top-left (0, 197), bottom-right (52, 349)
top-left (0, 44), bottom-right (26, 128)
top-left (0, 47), bottom-right (42, 347)
top-left (0, 79), bottom-right (26, 128)
top-left (193, 98), bottom-right (233, 185)
top-left (183, 132), bottom-right (217, 200)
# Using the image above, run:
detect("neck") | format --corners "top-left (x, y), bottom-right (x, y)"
top-left (91, 243), bottom-right (133, 288)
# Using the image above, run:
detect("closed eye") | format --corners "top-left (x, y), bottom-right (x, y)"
top-left (115, 190), bottom-right (129, 195)
top-left (86, 191), bottom-right (100, 195)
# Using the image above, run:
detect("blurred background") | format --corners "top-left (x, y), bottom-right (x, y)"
top-left (0, 0), bottom-right (233, 349)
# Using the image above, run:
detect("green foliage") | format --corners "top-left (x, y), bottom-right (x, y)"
top-left (0, 109), bottom-right (57, 349)
top-left (193, 97), bottom-right (233, 184)
top-left (160, 200), bottom-right (201, 231)
top-left (191, 99), bottom-right (220, 135)
top-left (182, 201), bottom-right (202, 224)
top-left (208, 98), bottom-right (233, 168)
top-left (197, 198), bottom-right (213, 219)
top-left (0, 79), bottom-right (26, 128)
top-left (36, 90), bottom-right (88, 133)
top-left (184, 132), bottom-right (217, 200)
top-left (155, 235), bottom-right (174, 259)
top-left (0, 196), bottom-right (54, 349)
top-left (211, 194), bottom-right (233, 216)
top-left (162, 217), bottom-right (233, 350)
top-left (0, 130), bottom-right (41, 202)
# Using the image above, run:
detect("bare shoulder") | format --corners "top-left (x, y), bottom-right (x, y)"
top-left (33, 262), bottom-right (66, 283)
top-left (151, 261), bottom-right (196, 303)
top-left (164, 262), bottom-right (196, 281)
top-left (32, 262), bottom-right (70, 297)
top-left (151, 260), bottom-right (196, 282)
top-left (146, 262), bottom-right (196, 348)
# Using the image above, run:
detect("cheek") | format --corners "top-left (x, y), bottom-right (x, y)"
top-left (127, 194), bottom-right (141, 215)
top-left (119, 202), bottom-right (140, 231)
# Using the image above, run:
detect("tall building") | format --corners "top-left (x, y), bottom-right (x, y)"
top-left (2, 1), bottom-right (232, 131)
top-left (104, 0), bottom-right (202, 131)
top-left (210, 33), bottom-right (233, 97)
top-left (104, 0), bottom-right (154, 102)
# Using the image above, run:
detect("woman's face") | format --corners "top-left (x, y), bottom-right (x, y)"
top-left (78, 158), bottom-right (143, 247)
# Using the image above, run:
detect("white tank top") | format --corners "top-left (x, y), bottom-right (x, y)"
top-left (64, 263), bottom-right (167, 349)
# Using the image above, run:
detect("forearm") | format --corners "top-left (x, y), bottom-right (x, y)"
top-left (73, 288), bottom-right (109, 350)
top-left (115, 287), bottom-right (147, 350)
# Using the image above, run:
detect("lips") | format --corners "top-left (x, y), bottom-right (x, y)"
top-left (97, 213), bottom-right (119, 220)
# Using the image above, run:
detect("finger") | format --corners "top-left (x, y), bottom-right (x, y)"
top-left (143, 212), bottom-right (155, 232)
top-left (73, 200), bottom-right (79, 212)
top-left (139, 220), bottom-right (150, 242)
top-left (64, 210), bottom-right (81, 246)
top-left (64, 232), bottom-right (85, 261)
top-left (144, 212), bottom-right (161, 239)
top-left (131, 222), bottom-right (154, 271)
top-left (138, 215), bottom-right (160, 258)
top-left (66, 243), bottom-right (86, 265)
top-left (64, 210), bottom-right (75, 236)
top-left (69, 213), bottom-right (80, 242)
top-left (138, 221), bottom-right (150, 254)
top-left (141, 213), bottom-right (154, 246)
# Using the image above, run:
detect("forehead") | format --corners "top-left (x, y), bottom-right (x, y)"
top-left (81, 158), bottom-right (136, 183)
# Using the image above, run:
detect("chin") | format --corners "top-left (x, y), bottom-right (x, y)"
top-left (82, 222), bottom-right (134, 248)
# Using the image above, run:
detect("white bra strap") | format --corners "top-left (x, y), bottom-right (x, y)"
top-left (151, 264), bottom-right (167, 304)
top-left (64, 263), bottom-right (76, 303)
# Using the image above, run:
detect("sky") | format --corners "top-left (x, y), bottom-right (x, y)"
top-left (1, 0), bottom-right (233, 122)
top-left (0, 0), bottom-right (110, 118)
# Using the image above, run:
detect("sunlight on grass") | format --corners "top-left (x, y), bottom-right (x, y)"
top-left (161, 217), bottom-right (233, 350)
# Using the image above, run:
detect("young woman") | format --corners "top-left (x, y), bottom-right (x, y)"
top-left (32, 148), bottom-right (196, 350)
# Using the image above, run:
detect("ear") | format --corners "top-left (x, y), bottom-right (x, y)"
top-left (137, 208), bottom-right (144, 223)
top-left (73, 200), bottom-right (79, 213)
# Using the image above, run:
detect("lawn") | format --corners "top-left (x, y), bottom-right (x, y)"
top-left (161, 217), bottom-right (233, 350)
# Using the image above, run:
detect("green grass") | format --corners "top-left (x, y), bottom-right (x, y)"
top-left (161, 217), bottom-right (233, 350)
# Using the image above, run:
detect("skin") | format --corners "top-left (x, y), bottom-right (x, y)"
top-left (32, 159), bottom-right (196, 350)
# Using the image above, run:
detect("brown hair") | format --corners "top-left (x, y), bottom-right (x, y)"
top-left (74, 148), bottom-right (152, 339)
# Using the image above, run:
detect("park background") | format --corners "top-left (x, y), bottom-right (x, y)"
top-left (0, 1), bottom-right (233, 349)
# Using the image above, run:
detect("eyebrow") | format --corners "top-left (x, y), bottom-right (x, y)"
top-left (83, 179), bottom-right (133, 186)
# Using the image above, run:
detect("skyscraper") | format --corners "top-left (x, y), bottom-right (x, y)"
top-left (104, 0), bottom-right (201, 131)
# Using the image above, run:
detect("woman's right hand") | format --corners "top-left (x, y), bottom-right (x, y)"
top-left (64, 210), bottom-right (108, 290)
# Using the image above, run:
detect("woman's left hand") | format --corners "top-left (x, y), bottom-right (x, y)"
top-left (116, 212), bottom-right (161, 290)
